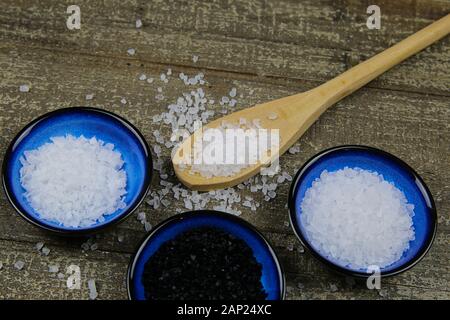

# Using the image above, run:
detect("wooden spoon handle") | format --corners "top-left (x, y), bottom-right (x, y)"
top-left (310, 13), bottom-right (450, 112)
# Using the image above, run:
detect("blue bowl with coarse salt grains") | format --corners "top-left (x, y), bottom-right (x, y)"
top-left (2, 107), bottom-right (153, 235)
top-left (288, 145), bottom-right (437, 278)
top-left (127, 210), bottom-right (285, 300)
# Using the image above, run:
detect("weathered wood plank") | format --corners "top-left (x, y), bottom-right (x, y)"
top-left (0, 0), bottom-right (448, 95)
top-left (0, 240), bottom-right (128, 300)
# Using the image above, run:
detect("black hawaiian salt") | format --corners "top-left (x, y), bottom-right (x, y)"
top-left (142, 227), bottom-right (267, 300)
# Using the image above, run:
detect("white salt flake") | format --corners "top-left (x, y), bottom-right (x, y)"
top-left (88, 279), bottom-right (98, 300)
top-left (14, 260), bottom-right (25, 270)
top-left (19, 84), bottom-right (30, 92)
top-left (144, 221), bottom-right (152, 232)
top-left (139, 74), bottom-right (147, 81)
top-left (267, 112), bottom-right (278, 120)
top-left (35, 242), bottom-right (45, 251)
top-left (127, 48), bottom-right (136, 56)
top-left (85, 93), bottom-right (94, 100)
top-left (48, 264), bottom-right (59, 273)
top-left (135, 19), bottom-right (143, 29)
top-left (120, 98), bottom-right (127, 105)
top-left (41, 247), bottom-right (51, 256)
top-left (192, 55), bottom-right (199, 63)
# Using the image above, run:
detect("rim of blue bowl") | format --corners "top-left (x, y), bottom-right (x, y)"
top-left (1, 106), bottom-right (153, 236)
top-left (288, 145), bottom-right (437, 278)
top-left (127, 210), bottom-right (286, 300)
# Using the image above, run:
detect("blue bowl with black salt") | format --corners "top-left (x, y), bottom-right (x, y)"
top-left (127, 210), bottom-right (285, 300)
top-left (288, 145), bottom-right (437, 278)
top-left (2, 107), bottom-right (152, 235)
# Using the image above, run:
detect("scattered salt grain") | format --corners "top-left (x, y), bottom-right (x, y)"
top-left (192, 55), bottom-right (199, 63)
top-left (120, 98), bottom-right (127, 105)
top-left (88, 279), bottom-right (98, 300)
top-left (137, 211), bottom-right (146, 222)
top-left (19, 84), bottom-right (30, 93)
top-left (144, 221), bottom-right (152, 232)
top-left (35, 242), bottom-right (45, 252)
top-left (20, 135), bottom-right (127, 228)
top-left (48, 264), bottom-right (59, 273)
top-left (147, 77), bottom-right (154, 84)
top-left (229, 87), bottom-right (237, 98)
top-left (329, 283), bottom-right (338, 292)
top-left (300, 167), bottom-right (415, 269)
top-left (139, 74), bottom-right (147, 81)
top-left (267, 112), bottom-right (278, 120)
top-left (135, 19), bottom-right (143, 29)
top-left (117, 234), bottom-right (124, 243)
top-left (41, 247), bottom-right (51, 256)
top-left (288, 145), bottom-right (300, 154)
top-left (378, 289), bottom-right (388, 298)
top-left (85, 93), bottom-right (94, 100)
top-left (127, 48), bottom-right (136, 56)
top-left (14, 260), bottom-right (25, 270)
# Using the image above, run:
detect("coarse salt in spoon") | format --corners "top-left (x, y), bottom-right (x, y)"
top-left (172, 14), bottom-right (450, 191)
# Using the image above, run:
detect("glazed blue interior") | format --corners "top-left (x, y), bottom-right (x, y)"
top-left (130, 213), bottom-right (283, 300)
top-left (4, 108), bottom-right (150, 231)
top-left (292, 148), bottom-right (435, 274)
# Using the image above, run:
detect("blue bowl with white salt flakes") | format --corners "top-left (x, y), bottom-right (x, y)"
top-left (288, 145), bottom-right (437, 278)
top-left (127, 210), bottom-right (285, 300)
top-left (2, 107), bottom-right (153, 235)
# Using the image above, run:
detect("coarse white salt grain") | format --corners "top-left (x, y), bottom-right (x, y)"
top-left (35, 241), bottom-right (45, 251)
top-left (48, 264), bottom-right (59, 273)
top-left (127, 48), bottom-right (136, 56)
top-left (14, 260), bottom-right (25, 270)
top-left (19, 84), bottom-right (30, 92)
top-left (41, 246), bottom-right (51, 256)
top-left (192, 55), bottom-right (199, 63)
top-left (20, 135), bottom-right (127, 228)
top-left (300, 167), bottom-right (415, 269)
top-left (135, 19), bottom-right (143, 28)
top-left (267, 112), bottom-right (278, 120)
top-left (139, 74), bottom-right (147, 81)
top-left (120, 98), bottom-right (127, 105)
top-left (88, 279), bottom-right (98, 300)
top-left (85, 93), bottom-right (94, 100)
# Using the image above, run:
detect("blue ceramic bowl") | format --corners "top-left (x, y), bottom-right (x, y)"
top-left (127, 210), bottom-right (285, 300)
top-left (288, 145), bottom-right (437, 278)
top-left (2, 107), bottom-right (152, 235)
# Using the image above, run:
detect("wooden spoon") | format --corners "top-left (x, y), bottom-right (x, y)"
top-left (172, 14), bottom-right (450, 191)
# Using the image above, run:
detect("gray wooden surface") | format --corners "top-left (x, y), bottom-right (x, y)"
top-left (0, 0), bottom-right (449, 300)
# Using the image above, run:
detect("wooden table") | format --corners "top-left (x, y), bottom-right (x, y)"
top-left (0, 0), bottom-right (448, 300)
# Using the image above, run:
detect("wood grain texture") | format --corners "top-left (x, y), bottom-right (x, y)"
top-left (0, 0), bottom-right (449, 300)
